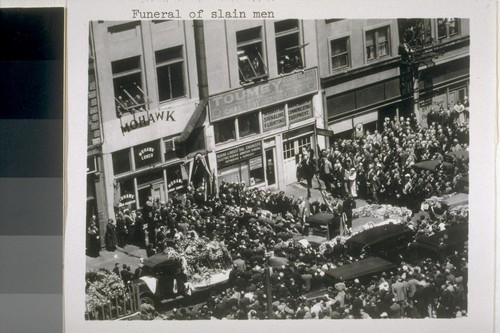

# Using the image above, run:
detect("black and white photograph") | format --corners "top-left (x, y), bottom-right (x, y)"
top-left (65, 0), bottom-right (496, 332)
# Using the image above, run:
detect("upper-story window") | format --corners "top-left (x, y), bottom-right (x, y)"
top-left (275, 19), bottom-right (303, 74)
top-left (437, 18), bottom-right (460, 39)
top-left (365, 26), bottom-right (390, 61)
top-left (237, 27), bottom-right (268, 83)
top-left (112, 56), bottom-right (147, 117)
top-left (330, 37), bottom-right (350, 70)
top-left (155, 46), bottom-right (185, 102)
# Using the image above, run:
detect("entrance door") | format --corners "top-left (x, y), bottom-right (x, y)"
top-left (138, 182), bottom-right (166, 209)
top-left (282, 135), bottom-right (312, 186)
top-left (152, 182), bottom-right (166, 204)
top-left (282, 140), bottom-right (297, 185)
top-left (265, 148), bottom-right (276, 186)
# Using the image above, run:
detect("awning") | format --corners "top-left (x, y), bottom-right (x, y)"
top-left (174, 99), bottom-right (208, 145)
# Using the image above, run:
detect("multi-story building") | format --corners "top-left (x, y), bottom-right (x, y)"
top-left (87, 18), bottom-right (469, 242)
top-left (203, 19), bottom-right (322, 190)
top-left (87, 20), bottom-right (208, 239)
top-left (316, 18), bottom-right (469, 143)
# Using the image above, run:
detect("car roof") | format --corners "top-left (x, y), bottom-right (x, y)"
top-left (306, 212), bottom-right (334, 225)
top-left (346, 223), bottom-right (413, 247)
top-left (143, 253), bottom-right (180, 268)
top-left (326, 257), bottom-right (395, 281)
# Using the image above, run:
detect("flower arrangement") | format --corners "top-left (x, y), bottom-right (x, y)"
top-left (85, 268), bottom-right (126, 314)
top-left (353, 204), bottom-right (412, 221)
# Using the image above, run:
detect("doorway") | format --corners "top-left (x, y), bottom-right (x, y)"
top-left (265, 148), bottom-right (276, 186)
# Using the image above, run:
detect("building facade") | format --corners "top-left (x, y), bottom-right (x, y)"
top-left (87, 18), bottom-right (469, 242)
top-left (316, 19), bottom-right (469, 143)
top-left (87, 20), bottom-right (208, 239)
top-left (203, 19), bottom-right (323, 190)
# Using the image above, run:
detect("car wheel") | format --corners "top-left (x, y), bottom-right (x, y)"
top-left (139, 293), bottom-right (156, 308)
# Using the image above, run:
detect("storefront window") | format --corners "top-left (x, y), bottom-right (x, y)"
top-left (238, 112), bottom-right (260, 138)
top-left (112, 148), bottom-right (131, 175)
top-left (134, 140), bottom-right (161, 170)
top-left (166, 163), bottom-right (186, 194)
top-left (218, 161), bottom-right (264, 187)
top-left (214, 118), bottom-right (236, 144)
top-left (118, 178), bottom-right (136, 209)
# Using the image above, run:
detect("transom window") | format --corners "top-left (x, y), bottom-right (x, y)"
top-left (365, 26), bottom-right (390, 61)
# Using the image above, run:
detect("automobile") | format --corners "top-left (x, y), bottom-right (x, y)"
top-left (345, 223), bottom-right (414, 261)
top-left (297, 212), bottom-right (341, 247)
top-left (406, 222), bottom-right (468, 261)
top-left (324, 257), bottom-right (397, 283)
top-left (132, 241), bottom-right (233, 308)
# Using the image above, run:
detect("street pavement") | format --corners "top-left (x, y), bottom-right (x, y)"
top-left (87, 179), bottom-right (368, 272)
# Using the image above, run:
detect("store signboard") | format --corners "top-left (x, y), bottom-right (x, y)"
top-left (209, 68), bottom-right (318, 122)
top-left (262, 106), bottom-right (286, 132)
top-left (217, 141), bottom-right (262, 169)
top-left (288, 99), bottom-right (313, 124)
top-left (316, 128), bottom-right (334, 137)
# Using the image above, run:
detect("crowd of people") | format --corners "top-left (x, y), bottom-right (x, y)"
top-left (298, 111), bottom-right (468, 213)
top-left (88, 107), bottom-right (469, 320)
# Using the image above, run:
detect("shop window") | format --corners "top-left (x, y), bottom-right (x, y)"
top-left (155, 46), bottom-right (185, 102)
top-left (112, 56), bottom-right (148, 117)
top-left (365, 26), bottom-right (390, 61)
top-left (164, 139), bottom-right (176, 161)
top-left (214, 118), bottom-right (236, 144)
top-left (118, 178), bottom-right (136, 209)
top-left (330, 37), bottom-right (350, 70)
top-left (218, 161), bottom-right (264, 187)
top-left (134, 140), bottom-right (161, 170)
top-left (238, 112), bottom-right (260, 138)
top-left (437, 18), bottom-right (460, 40)
top-left (136, 170), bottom-right (164, 187)
top-left (166, 163), bottom-right (186, 193)
top-left (275, 19), bottom-right (303, 74)
top-left (112, 148), bottom-right (131, 175)
top-left (237, 27), bottom-right (268, 83)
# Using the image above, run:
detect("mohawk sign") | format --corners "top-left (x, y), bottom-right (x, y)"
top-left (209, 68), bottom-right (318, 122)
top-left (120, 110), bottom-right (176, 134)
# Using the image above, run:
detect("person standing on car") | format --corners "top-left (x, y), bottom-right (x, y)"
top-left (342, 195), bottom-right (356, 231)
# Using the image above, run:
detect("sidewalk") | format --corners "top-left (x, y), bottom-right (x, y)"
top-left (86, 244), bottom-right (146, 272)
